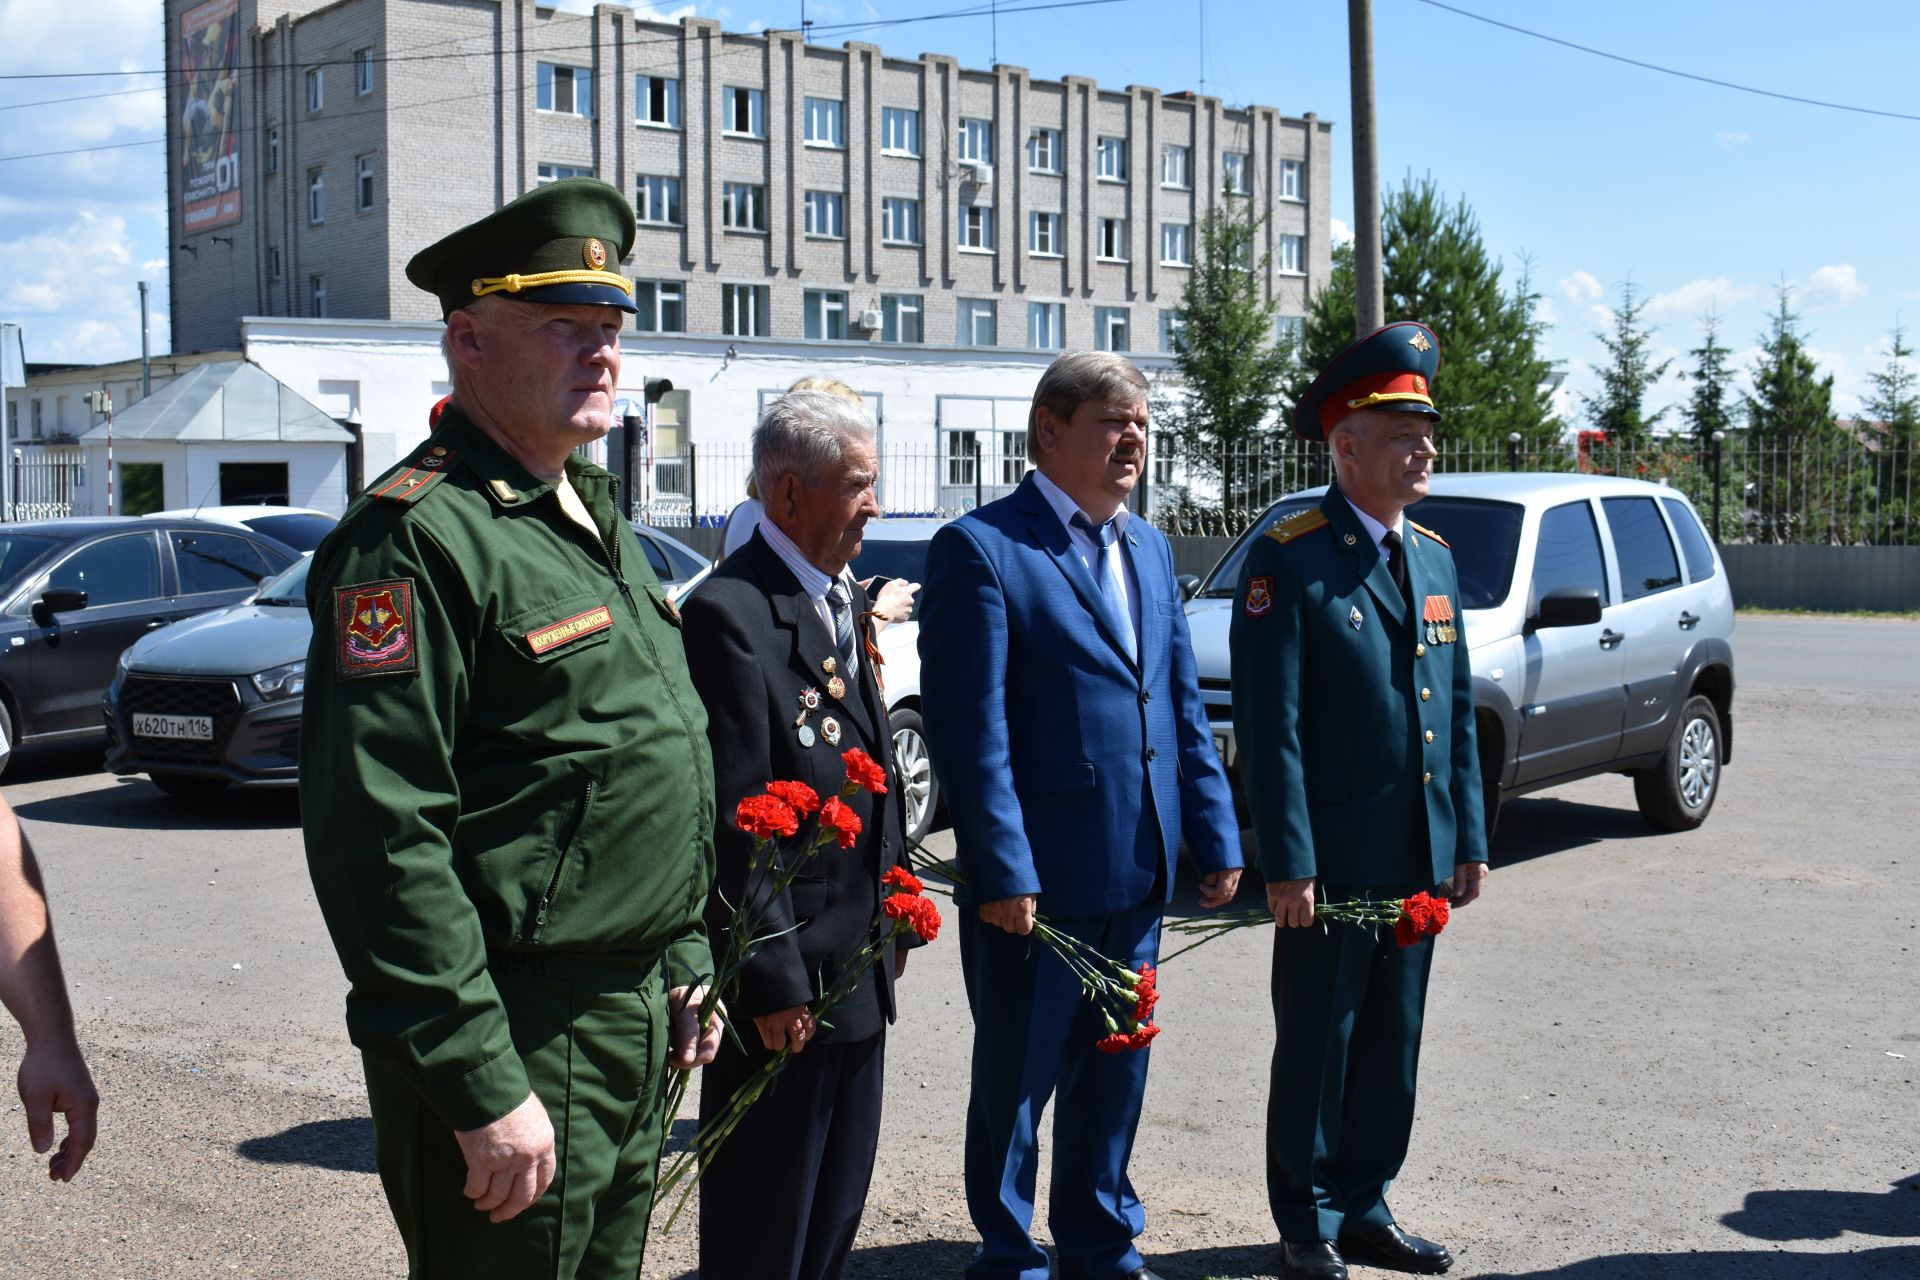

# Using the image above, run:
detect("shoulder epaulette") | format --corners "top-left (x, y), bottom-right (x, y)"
top-left (371, 446), bottom-right (462, 505)
top-left (1410, 519), bottom-right (1449, 549)
top-left (1264, 507), bottom-right (1330, 545)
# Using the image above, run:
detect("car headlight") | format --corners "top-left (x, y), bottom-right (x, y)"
top-left (251, 660), bottom-right (306, 700)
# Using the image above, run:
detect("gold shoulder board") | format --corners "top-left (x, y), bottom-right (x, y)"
top-left (1264, 507), bottom-right (1330, 545)
top-left (1410, 519), bottom-right (1449, 549)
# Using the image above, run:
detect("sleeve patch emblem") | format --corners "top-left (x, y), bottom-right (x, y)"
top-left (336, 579), bottom-right (419, 678)
top-left (1244, 576), bottom-right (1274, 618)
top-left (526, 605), bottom-right (614, 654)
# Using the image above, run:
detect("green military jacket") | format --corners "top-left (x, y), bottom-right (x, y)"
top-left (1230, 488), bottom-right (1488, 889)
top-left (300, 406), bottom-right (716, 1130)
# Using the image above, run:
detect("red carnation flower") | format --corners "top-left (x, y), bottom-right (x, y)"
top-left (907, 895), bottom-right (943, 942)
top-left (882, 866), bottom-right (924, 895)
top-left (1132, 985), bottom-right (1159, 1023)
top-left (1393, 913), bottom-right (1426, 947)
top-left (765, 780), bottom-right (821, 816)
top-left (736, 794), bottom-right (799, 840)
top-left (1127, 1022), bottom-right (1161, 1050)
top-left (819, 796), bottom-right (863, 849)
top-left (1095, 1033), bottom-right (1133, 1054)
top-left (841, 748), bottom-right (889, 794)
top-left (884, 895), bottom-right (916, 924)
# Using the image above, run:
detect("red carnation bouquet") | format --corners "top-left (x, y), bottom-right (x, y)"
top-left (655, 749), bottom-right (940, 1229)
top-left (1162, 890), bottom-right (1451, 960)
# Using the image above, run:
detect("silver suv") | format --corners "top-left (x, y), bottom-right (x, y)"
top-left (1182, 474), bottom-right (1735, 836)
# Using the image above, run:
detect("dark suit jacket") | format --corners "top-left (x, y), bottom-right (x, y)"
top-left (680, 531), bottom-right (910, 1044)
top-left (917, 473), bottom-right (1242, 917)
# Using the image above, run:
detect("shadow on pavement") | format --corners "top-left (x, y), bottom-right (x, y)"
top-left (669, 1239), bottom-right (980, 1279)
top-left (234, 1116), bottom-right (377, 1174)
top-left (1472, 1245), bottom-right (1920, 1279)
top-left (1490, 793), bottom-right (1663, 869)
top-left (3, 743), bottom-right (108, 782)
top-left (1720, 1174), bottom-right (1920, 1241)
top-left (659, 1116), bottom-right (699, 1157)
top-left (14, 773), bottom-right (299, 831)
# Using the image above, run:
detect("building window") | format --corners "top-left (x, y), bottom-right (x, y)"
top-left (355, 47), bottom-right (374, 96)
top-left (1276, 314), bottom-right (1303, 346)
top-left (30, 400), bottom-right (42, 437)
top-left (881, 294), bottom-right (922, 343)
top-left (1029, 211), bottom-right (1060, 256)
top-left (306, 68), bottom-right (323, 112)
top-left (266, 128), bottom-right (279, 173)
top-left (1095, 306), bottom-right (1129, 352)
top-left (1161, 309), bottom-right (1186, 352)
top-left (1028, 301), bottom-right (1064, 350)
top-left (945, 431), bottom-right (980, 486)
top-left (1027, 127), bottom-right (1059, 173)
top-left (1159, 222), bottom-right (1189, 266)
top-left (636, 74), bottom-right (680, 127)
top-left (803, 290), bottom-right (847, 340)
top-left (1280, 159), bottom-right (1303, 201)
top-left (1000, 431), bottom-right (1027, 484)
top-left (803, 190), bottom-right (846, 239)
top-left (356, 154), bottom-right (376, 211)
top-left (1096, 136), bottom-right (1126, 182)
top-left (1278, 233), bottom-right (1304, 274)
top-left (307, 168), bottom-right (324, 224)
top-left (268, 245), bottom-right (281, 281)
top-left (958, 205), bottom-right (994, 251)
top-left (722, 183), bottom-right (767, 232)
top-left (1161, 143), bottom-right (1190, 189)
top-left (636, 175), bottom-right (683, 226)
top-left (310, 274), bottom-right (328, 317)
top-left (1096, 217), bottom-right (1126, 261)
top-left (804, 97), bottom-right (845, 148)
top-left (537, 64), bottom-right (593, 116)
top-left (881, 106), bottom-right (920, 155)
top-left (723, 86), bottom-right (764, 137)
top-left (537, 162), bottom-right (592, 185)
top-left (1222, 151), bottom-right (1250, 196)
top-left (633, 281), bottom-right (685, 333)
top-left (956, 117), bottom-right (992, 165)
top-left (722, 283), bottom-right (770, 337)
top-left (881, 197), bottom-right (921, 245)
top-left (957, 298), bottom-right (996, 346)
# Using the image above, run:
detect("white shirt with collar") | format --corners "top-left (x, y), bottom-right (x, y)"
top-left (1030, 468), bottom-right (1141, 639)
top-left (757, 515), bottom-right (858, 676)
top-left (1342, 491), bottom-right (1407, 566)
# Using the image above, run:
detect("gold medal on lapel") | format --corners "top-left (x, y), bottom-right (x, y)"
top-left (827, 676), bottom-right (847, 701)
top-left (821, 716), bottom-right (842, 746)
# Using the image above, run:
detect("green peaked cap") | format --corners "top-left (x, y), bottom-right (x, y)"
top-left (405, 177), bottom-right (638, 317)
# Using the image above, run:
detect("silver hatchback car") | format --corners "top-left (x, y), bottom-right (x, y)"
top-left (1183, 474), bottom-right (1735, 837)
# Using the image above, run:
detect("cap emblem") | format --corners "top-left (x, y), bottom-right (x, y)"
top-left (1413, 375), bottom-right (1427, 393)
top-left (1408, 330), bottom-right (1432, 352)
top-left (583, 237), bottom-right (607, 270)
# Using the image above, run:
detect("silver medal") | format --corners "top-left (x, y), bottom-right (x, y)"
top-left (797, 723), bottom-right (816, 748)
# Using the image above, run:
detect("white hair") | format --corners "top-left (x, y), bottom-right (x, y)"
top-left (753, 390), bottom-right (876, 496)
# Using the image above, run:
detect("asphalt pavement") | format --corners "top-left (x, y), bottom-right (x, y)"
top-left (0, 614), bottom-right (1913, 1278)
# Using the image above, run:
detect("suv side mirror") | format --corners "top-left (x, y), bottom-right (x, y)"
top-left (1526, 586), bottom-right (1602, 634)
top-left (32, 587), bottom-right (89, 627)
top-left (1176, 573), bottom-right (1201, 602)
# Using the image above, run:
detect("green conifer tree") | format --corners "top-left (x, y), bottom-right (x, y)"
top-left (1583, 281), bottom-right (1671, 446)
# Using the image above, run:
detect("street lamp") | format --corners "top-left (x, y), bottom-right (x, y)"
top-left (1709, 430), bottom-right (1726, 542)
top-left (1506, 431), bottom-right (1521, 472)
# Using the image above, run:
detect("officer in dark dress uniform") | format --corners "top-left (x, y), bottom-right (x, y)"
top-left (1231, 322), bottom-right (1490, 1280)
top-left (300, 179), bottom-right (722, 1278)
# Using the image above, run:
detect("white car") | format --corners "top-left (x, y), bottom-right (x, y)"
top-left (146, 505), bottom-right (337, 554)
top-left (848, 518), bottom-right (948, 843)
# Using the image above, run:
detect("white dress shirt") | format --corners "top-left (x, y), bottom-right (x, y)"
top-left (757, 515), bottom-right (858, 676)
top-left (1031, 468), bottom-right (1142, 641)
top-left (1342, 492), bottom-right (1406, 566)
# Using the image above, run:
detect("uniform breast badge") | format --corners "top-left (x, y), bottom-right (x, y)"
top-left (1349, 604), bottom-right (1364, 631)
top-left (1423, 594), bottom-right (1456, 644)
top-left (797, 723), bottom-right (817, 748)
top-left (1244, 576), bottom-right (1274, 618)
top-left (826, 675), bottom-right (847, 701)
top-left (821, 717), bottom-right (843, 747)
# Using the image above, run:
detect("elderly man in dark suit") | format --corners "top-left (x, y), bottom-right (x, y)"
top-left (679, 389), bottom-right (912, 1280)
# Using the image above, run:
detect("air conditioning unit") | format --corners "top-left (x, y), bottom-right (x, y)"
top-left (966, 161), bottom-right (994, 189)
top-left (858, 308), bottom-right (884, 331)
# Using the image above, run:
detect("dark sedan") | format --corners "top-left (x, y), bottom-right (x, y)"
top-left (0, 517), bottom-right (298, 771)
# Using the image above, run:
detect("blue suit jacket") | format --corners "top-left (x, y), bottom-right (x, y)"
top-left (918, 474), bottom-right (1242, 917)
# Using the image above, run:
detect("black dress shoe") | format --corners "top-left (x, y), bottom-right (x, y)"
top-left (1336, 1223), bottom-right (1453, 1275)
top-left (1279, 1239), bottom-right (1348, 1280)
top-left (1057, 1266), bottom-right (1165, 1280)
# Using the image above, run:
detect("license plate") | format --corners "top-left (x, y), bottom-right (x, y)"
top-left (132, 713), bottom-right (213, 741)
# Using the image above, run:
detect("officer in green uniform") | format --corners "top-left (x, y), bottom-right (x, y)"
top-left (300, 178), bottom-right (722, 1278)
top-left (1230, 322), bottom-right (1489, 1280)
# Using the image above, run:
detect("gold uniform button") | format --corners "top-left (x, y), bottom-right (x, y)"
top-left (1420, 687), bottom-right (1432, 701)
top-left (1423, 771), bottom-right (1433, 785)
top-left (1415, 643), bottom-right (1427, 657)
top-left (1425, 730), bottom-right (1435, 744)
top-left (431, 446), bottom-right (448, 457)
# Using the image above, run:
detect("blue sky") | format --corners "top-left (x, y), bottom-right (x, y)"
top-left (2, 0), bottom-right (1914, 424)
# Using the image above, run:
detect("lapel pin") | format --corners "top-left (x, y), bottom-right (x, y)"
top-left (1343, 533), bottom-right (1358, 546)
top-left (821, 716), bottom-right (843, 746)
top-left (827, 675), bottom-right (847, 701)
top-left (799, 686), bottom-right (822, 712)
top-left (1349, 605), bottom-right (1364, 630)
top-left (821, 656), bottom-right (837, 675)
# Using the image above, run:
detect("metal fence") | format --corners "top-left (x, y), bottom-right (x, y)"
top-left (623, 433), bottom-right (1920, 547)
top-left (6, 456), bottom-right (88, 521)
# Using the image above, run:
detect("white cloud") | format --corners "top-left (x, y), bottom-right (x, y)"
top-left (1714, 131), bottom-right (1751, 148)
top-left (1560, 270), bottom-right (1603, 304)
top-left (1586, 303), bottom-right (1616, 333)
top-left (1535, 296), bottom-right (1558, 326)
top-left (0, 207), bottom-right (168, 363)
top-left (1329, 217), bottom-right (1355, 247)
top-left (1645, 276), bottom-right (1757, 320)
top-left (1800, 264), bottom-right (1867, 307)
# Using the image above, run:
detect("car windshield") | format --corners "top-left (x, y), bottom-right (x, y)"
top-left (253, 555), bottom-right (313, 606)
top-left (243, 512), bottom-right (337, 552)
top-left (850, 539), bottom-right (934, 621)
top-left (0, 532), bottom-right (69, 594)
top-left (1199, 495), bottom-right (1525, 610)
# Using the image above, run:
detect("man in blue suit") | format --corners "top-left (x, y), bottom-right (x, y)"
top-left (920, 350), bottom-right (1244, 1280)
top-left (1231, 322), bottom-right (1489, 1280)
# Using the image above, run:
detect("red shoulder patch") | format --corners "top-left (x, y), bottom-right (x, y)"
top-left (335, 579), bottom-right (419, 679)
top-left (1244, 575), bottom-right (1275, 618)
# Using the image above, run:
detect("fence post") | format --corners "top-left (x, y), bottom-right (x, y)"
top-left (1710, 431), bottom-right (1724, 542)
top-left (687, 443), bottom-right (697, 525)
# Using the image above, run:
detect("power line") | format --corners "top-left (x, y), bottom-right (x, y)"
top-left (1413, 0), bottom-right (1920, 123)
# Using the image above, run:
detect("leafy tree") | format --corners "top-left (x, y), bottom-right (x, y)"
top-left (1290, 177), bottom-right (1561, 449)
top-left (1678, 309), bottom-right (1737, 443)
top-left (1582, 281), bottom-right (1671, 445)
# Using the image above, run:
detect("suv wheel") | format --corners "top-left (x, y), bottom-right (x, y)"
top-left (888, 707), bottom-right (940, 846)
top-left (1634, 694), bottom-right (1721, 832)
top-left (151, 772), bottom-right (229, 801)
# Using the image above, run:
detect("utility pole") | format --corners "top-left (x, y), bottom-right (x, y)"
top-left (1348, 0), bottom-right (1385, 336)
top-left (0, 323), bottom-right (22, 523)
top-left (138, 280), bottom-right (152, 397)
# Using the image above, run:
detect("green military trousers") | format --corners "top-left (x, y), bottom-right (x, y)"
top-left (365, 958), bottom-right (672, 1279)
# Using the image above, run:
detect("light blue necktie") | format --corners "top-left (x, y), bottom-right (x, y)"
top-left (1070, 512), bottom-right (1137, 663)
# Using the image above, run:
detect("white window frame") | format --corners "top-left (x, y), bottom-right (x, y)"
top-left (722, 182), bottom-right (767, 233)
top-left (306, 167), bottom-right (324, 224)
top-left (1096, 135), bottom-right (1127, 182)
top-left (1029, 211), bottom-right (1060, 257)
top-left (1027, 127), bottom-right (1060, 174)
top-left (355, 48), bottom-right (374, 96)
top-left (722, 283), bottom-right (770, 337)
top-left (803, 289), bottom-right (848, 340)
top-left (1160, 309), bottom-right (1186, 353)
top-left (1158, 222), bottom-right (1189, 266)
top-left (803, 97), bottom-right (845, 148)
top-left (1278, 233), bottom-right (1305, 275)
top-left (881, 294), bottom-right (922, 343)
top-left (636, 175), bottom-right (683, 226)
top-left (946, 430), bottom-right (980, 485)
top-left (957, 298), bottom-right (996, 346)
top-left (958, 205), bottom-right (994, 252)
top-left (1277, 314), bottom-right (1304, 346)
top-left (634, 280), bottom-right (685, 333)
top-left (636, 74), bottom-right (681, 128)
top-left (1028, 301), bottom-right (1064, 350)
top-left (537, 64), bottom-right (594, 117)
top-left (1096, 217), bottom-right (1127, 262)
top-left (1280, 159), bottom-right (1303, 201)
top-left (881, 106), bottom-right (920, 156)
top-left (881, 197), bottom-right (921, 246)
top-left (305, 68), bottom-right (323, 112)
top-left (804, 190), bottom-right (846, 240)
top-left (309, 274), bottom-right (328, 317)
top-left (356, 154), bottom-right (375, 212)
top-left (537, 162), bottom-right (592, 186)
top-left (1161, 143), bottom-right (1190, 189)
top-left (1095, 306), bottom-right (1129, 352)
top-left (956, 117), bottom-right (992, 165)
top-left (723, 86), bottom-right (765, 138)
top-left (1222, 151), bottom-right (1250, 196)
